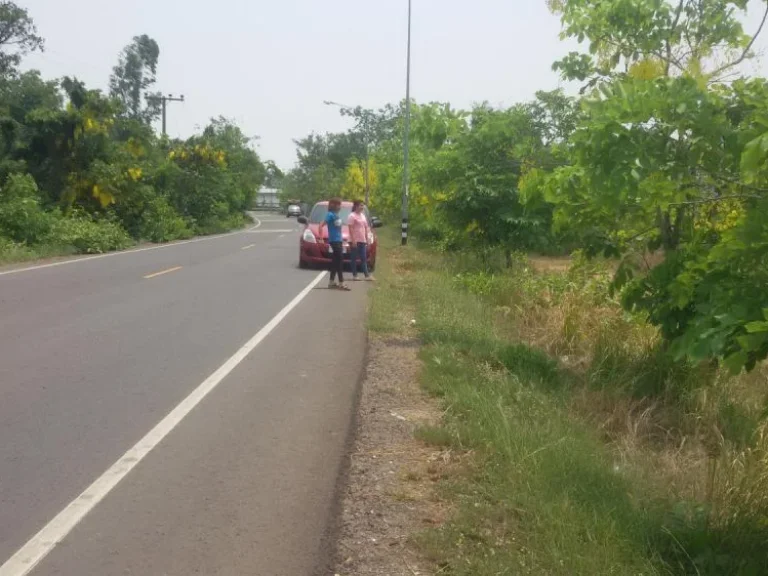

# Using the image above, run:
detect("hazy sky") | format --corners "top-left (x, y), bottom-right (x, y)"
top-left (17, 0), bottom-right (768, 169)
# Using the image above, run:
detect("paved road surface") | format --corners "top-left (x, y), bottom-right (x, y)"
top-left (0, 215), bottom-right (368, 575)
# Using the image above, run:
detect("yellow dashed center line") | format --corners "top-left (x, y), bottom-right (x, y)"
top-left (143, 266), bottom-right (183, 279)
top-left (241, 244), bottom-right (256, 250)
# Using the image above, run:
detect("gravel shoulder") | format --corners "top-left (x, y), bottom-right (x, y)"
top-left (331, 335), bottom-right (448, 576)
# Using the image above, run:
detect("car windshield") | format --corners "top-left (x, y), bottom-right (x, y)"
top-left (309, 205), bottom-right (369, 224)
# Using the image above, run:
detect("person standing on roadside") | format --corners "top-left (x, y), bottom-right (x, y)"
top-left (348, 200), bottom-right (374, 282)
top-left (318, 197), bottom-right (350, 291)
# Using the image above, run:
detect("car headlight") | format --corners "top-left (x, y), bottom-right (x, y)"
top-left (302, 229), bottom-right (317, 244)
top-left (367, 231), bottom-right (374, 244)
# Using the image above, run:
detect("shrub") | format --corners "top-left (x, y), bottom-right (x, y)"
top-left (138, 196), bottom-right (192, 243)
top-left (50, 214), bottom-right (132, 254)
top-left (0, 235), bottom-right (38, 263)
top-left (0, 173), bottom-right (54, 244)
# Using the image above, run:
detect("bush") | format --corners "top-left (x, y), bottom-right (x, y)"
top-left (0, 173), bottom-right (54, 244)
top-left (138, 196), bottom-right (192, 243)
top-left (194, 201), bottom-right (247, 235)
top-left (0, 235), bottom-right (38, 263)
top-left (50, 214), bottom-right (133, 254)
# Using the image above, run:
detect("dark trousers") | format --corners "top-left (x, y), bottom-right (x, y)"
top-left (330, 242), bottom-right (344, 283)
top-left (351, 242), bottom-right (369, 277)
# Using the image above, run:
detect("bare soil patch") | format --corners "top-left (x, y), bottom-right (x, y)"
top-left (331, 336), bottom-right (447, 576)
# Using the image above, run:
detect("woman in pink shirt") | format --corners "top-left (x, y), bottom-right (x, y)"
top-left (347, 200), bottom-right (374, 281)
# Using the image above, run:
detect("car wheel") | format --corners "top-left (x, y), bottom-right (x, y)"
top-left (368, 261), bottom-right (376, 272)
top-left (299, 259), bottom-right (309, 269)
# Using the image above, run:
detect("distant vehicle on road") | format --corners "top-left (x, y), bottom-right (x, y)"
top-left (298, 201), bottom-right (382, 270)
top-left (286, 204), bottom-right (303, 218)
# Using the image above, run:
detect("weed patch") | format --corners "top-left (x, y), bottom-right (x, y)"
top-left (368, 231), bottom-right (768, 575)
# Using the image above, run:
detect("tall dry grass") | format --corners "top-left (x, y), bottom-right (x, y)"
top-left (413, 242), bottom-right (768, 574)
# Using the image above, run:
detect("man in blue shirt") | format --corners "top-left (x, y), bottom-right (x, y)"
top-left (318, 197), bottom-right (350, 290)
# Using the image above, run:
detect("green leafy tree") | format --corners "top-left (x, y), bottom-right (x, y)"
top-left (537, 0), bottom-right (768, 373)
top-left (0, 2), bottom-right (43, 78)
top-left (436, 103), bottom-right (558, 260)
top-left (550, 0), bottom-right (766, 84)
top-left (109, 35), bottom-right (161, 124)
top-left (199, 116), bottom-right (265, 212)
top-left (263, 160), bottom-right (284, 189)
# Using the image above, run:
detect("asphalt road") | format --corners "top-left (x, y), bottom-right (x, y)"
top-left (0, 215), bottom-right (369, 576)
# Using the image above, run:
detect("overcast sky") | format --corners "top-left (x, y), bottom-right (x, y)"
top-left (17, 0), bottom-right (768, 169)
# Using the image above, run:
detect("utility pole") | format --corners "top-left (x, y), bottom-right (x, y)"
top-left (148, 94), bottom-right (185, 136)
top-left (362, 137), bottom-right (370, 206)
top-left (402, 0), bottom-right (412, 246)
top-left (324, 100), bottom-right (371, 205)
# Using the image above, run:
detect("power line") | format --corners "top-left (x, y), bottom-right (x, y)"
top-left (147, 93), bottom-right (185, 136)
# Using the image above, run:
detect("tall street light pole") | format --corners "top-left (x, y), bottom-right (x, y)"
top-left (323, 100), bottom-right (371, 205)
top-left (401, 0), bottom-right (412, 246)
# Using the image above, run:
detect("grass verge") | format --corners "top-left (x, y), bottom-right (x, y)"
top-left (0, 212), bottom-right (255, 268)
top-left (368, 231), bottom-right (768, 575)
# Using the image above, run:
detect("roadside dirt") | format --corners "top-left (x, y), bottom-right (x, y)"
top-left (331, 335), bottom-right (448, 576)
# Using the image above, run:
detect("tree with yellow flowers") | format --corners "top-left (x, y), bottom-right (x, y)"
top-left (340, 158), bottom-right (379, 202)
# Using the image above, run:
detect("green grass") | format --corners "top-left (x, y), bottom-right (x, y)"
top-left (0, 239), bottom-right (78, 266)
top-left (0, 211), bottom-right (255, 268)
top-left (368, 232), bottom-right (768, 576)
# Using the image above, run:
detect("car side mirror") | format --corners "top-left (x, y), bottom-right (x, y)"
top-left (371, 217), bottom-right (383, 228)
top-left (297, 216), bottom-right (308, 225)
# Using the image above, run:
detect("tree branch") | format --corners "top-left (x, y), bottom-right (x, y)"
top-left (668, 194), bottom-right (761, 206)
top-left (665, 0), bottom-right (686, 76)
top-left (595, 34), bottom-right (686, 74)
top-left (710, 1), bottom-right (768, 79)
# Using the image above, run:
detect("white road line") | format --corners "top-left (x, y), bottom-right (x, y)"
top-left (0, 270), bottom-right (327, 576)
top-left (0, 219), bottom-right (263, 278)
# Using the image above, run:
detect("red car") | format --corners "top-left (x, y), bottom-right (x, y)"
top-left (298, 201), bottom-right (382, 270)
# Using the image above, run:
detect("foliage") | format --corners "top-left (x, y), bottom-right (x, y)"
top-left (109, 35), bottom-right (161, 124)
top-left (0, 172), bottom-right (51, 243)
top-left (289, 95), bottom-right (576, 259)
top-left (371, 235), bottom-right (768, 575)
top-left (49, 212), bottom-right (132, 254)
top-left (550, 0), bottom-right (765, 84)
top-left (0, 1), bottom-right (43, 78)
top-left (527, 0), bottom-right (768, 373)
top-left (262, 160), bottom-right (284, 188)
top-left (340, 157), bottom-right (379, 200)
top-left (435, 101), bottom-right (567, 255)
top-left (0, 6), bottom-right (267, 264)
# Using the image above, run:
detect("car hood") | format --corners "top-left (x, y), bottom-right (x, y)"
top-left (306, 223), bottom-right (351, 242)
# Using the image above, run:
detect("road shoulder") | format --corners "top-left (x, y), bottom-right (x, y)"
top-left (331, 335), bottom-right (449, 576)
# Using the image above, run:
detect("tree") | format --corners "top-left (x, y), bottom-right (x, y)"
top-left (340, 157), bottom-right (379, 201)
top-left (0, 2), bottom-right (43, 78)
top-left (550, 0), bottom-right (766, 84)
top-left (283, 132), bottom-right (364, 204)
top-left (199, 116), bottom-right (266, 212)
top-left (437, 104), bottom-right (557, 260)
top-left (109, 35), bottom-right (161, 124)
top-left (537, 0), bottom-right (768, 372)
top-left (0, 70), bottom-right (60, 180)
top-left (263, 160), bottom-right (284, 188)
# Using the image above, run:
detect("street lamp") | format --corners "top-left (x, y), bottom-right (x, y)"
top-left (323, 100), bottom-right (371, 205)
top-left (402, 0), bottom-right (412, 246)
